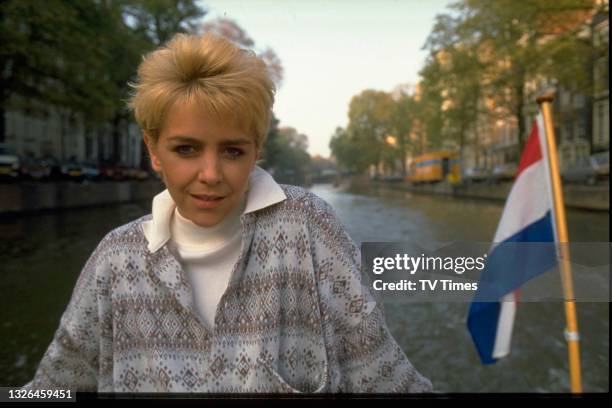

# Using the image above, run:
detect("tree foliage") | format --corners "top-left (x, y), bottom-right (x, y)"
top-left (1, 0), bottom-right (296, 173)
top-left (329, 126), bottom-right (363, 172)
top-left (340, 90), bottom-right (395, 173)
top-left (387, 94), bottom-right (413, 174)
top-left (329, 0), bottom-right (603, 176)
top-left (418, 41), bottom-right (482, 153)
top-left (331, 89), bottom-right (425, 174)
top-left (122, 0), bottom-right (205, 46)
top-left (1, 1), bottom-right (119, 123)
top-left (423, 0), bottom-right (601, 150)
top-left (202, 18), bottom-right (284, 88)
top-left (1, 0), bottom-right (206, 145)
top-left (260, 116), bottom-right (311, 185)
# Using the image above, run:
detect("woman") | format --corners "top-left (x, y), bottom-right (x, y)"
top-left (24, 33), bottom-right (432, 393)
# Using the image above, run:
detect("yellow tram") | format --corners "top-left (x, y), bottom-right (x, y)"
top-left (407, 150), bottom-right (461, 184)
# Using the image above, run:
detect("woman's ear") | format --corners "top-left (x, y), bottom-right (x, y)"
top-left (143, 132), bottom-right (162, 173)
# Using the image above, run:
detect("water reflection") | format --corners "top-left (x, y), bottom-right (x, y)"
top-left (0, 202), bottom-right (151, 387)
top-left (310, 184), bottom-right (608, 393)
top-left (0, 185), bottom-right (608, 392)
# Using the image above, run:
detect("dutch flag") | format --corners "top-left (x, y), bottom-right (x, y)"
top-left (467, 113), bottom-right (559, 364)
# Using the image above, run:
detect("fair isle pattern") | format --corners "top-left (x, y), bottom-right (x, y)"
top-left (24, 185), bottom-right (432, 393)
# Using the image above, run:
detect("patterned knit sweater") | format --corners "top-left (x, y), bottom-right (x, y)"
top-left (24, 183), bottom-right (432, 393)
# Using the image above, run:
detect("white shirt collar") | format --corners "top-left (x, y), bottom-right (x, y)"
top-left (141, 165), bottom-right (286, 253)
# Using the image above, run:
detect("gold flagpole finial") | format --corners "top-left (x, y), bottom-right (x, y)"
top-left (535, 89), bottom-right (555, 104)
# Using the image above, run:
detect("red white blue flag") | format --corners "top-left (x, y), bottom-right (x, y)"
top-left (467, 113), bottom-right (558, 364)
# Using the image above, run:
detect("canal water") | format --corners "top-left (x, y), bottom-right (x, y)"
top-left (0, 183), bottom-right (608, 392)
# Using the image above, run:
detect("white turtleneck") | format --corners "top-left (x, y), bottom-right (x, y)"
top-left (170, 195), bottom-right (246, 330)
top-left (141, 166), bottom-right (288, 330)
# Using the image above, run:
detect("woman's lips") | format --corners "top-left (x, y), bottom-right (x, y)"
top-left (191, 194), bottom-right (225, 209)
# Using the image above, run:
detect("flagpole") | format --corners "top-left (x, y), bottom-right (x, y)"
top-left (536, 91), bottom-right (582, 394)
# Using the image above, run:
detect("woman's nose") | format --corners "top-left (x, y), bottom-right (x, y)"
top-left (197, 154), bottom-right (222, 185)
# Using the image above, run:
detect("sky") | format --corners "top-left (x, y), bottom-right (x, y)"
top-left (201, 0), bottom-right (455, 158)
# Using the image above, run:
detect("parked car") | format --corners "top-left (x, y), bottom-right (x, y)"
top-left (491, 163), bottom-right (518, 182)
top-left (20, 155), bottom-right (51, 180)
top-left (0, 144), bottom-right (20, 179)
top-left (81, 161), bottom-right (101, 181)
top-left (100, 162), bottom-right (126, 180)
top-left (562, 153), bottom-right (609, 185)
top-left (60, 159), bottom-right (83, 181)
top-left (124, 167), bottom-right (150, 180)
top-left (40, 155), bottom-right (62, 180)
top-left (590, 151), bottom-right (609, 181)
top-left (462, 166), bottom-right (489, 183)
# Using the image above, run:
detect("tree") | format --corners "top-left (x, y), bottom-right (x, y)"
top-left (415, 60), bottom-right (445, 152)
top-left (91, 1), bottom-right (155, 164)
top-left (0, 0), bottom-right (121, 142)
top-left (389, 90), bottom-right (420, 175)
top-left (345, 90), bottom-right (395, 175)
top-left (122, 0), bottom-right (205, 46)
top-left (260, 117), bottom-right (311, 185)
top-left (258, 47), bottom-right (284, 89)
top-left (121, 0), bottom-right (206, 168)
top-left (329, 126), bottom-right (363, 172)
top-left (444, 45), bottom-right (482, 152)
top-left (202, 17), bottom-right (254, 48)
top-left (200, 18), bottom-right (288, 173)
top-left (202, 18), bottom-right (284, 88)
top-left (425, 0), bottom-right (599, 152)
top-left (420, 44), bottom-right (483, 154)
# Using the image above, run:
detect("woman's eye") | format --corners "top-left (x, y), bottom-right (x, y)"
top-left (223, 147), bottom-right (244, 158)
top-left (174, 145), bottom-right (195, 156)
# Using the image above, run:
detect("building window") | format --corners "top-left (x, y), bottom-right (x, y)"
top-left (597, 104), bottom-right (604, 146)
top-left (560, 144), bottom-right (572, 168)
top-left (575, 117), bottom-right (586, 140)
top-left (564, 120), bottom-right (573, 141)
top-left (595, 58), bottom-right (609, 94)
top-left (575, 139), bottom-right (589, 159)
top-left (595, 102), bottom-right (609, 148)
top-left (573, 94), bottom-right (585, 108)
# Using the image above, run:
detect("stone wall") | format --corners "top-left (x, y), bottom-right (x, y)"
top-left (366, 180), bottom-right (609, 211)
top-left (0, 180), bottom-right (164, 214)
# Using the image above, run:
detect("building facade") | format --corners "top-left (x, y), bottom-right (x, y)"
top-left (464, 5), bottom-right (609, 174)
top-left (3, 99), bottom-right (142, 167)
top-left (592, 11), bottom-right (609, 153)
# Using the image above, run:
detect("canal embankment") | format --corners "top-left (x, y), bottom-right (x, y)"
top-left (350, 177), bottom-right (609, 211)
top-left (0, 180), bottom-right (164, 215)
top-left (1, 178), bottom-right (607, 214)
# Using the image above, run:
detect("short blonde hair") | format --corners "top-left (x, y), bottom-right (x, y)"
top-left (128, 33), bottom-right (275, 149)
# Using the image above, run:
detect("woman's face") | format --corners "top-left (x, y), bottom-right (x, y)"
top-left (145, 100), bottom-right (258, 227)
